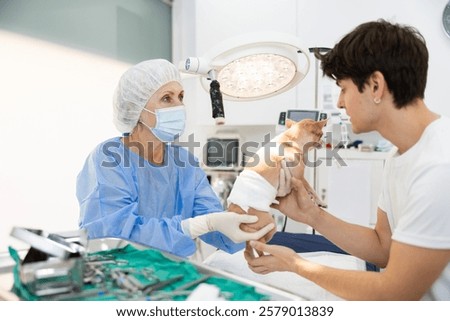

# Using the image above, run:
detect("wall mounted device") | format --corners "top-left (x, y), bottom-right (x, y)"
top-left (443, 0), bottom-right (450, 38)
top-left (278, 111), bottom-right (287, 126)
top-left (286, 109), bottom-right (321, 122)
top-left (204, 133), bottom-right (241, 169)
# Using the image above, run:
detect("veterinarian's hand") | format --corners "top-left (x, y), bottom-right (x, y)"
top-left (277, 159), bottom-right (292, 197)
top-left (181, 212), bottom-right (275, 243)
top-left (272, 177), bottom-right (322, 226)
top-left (244, 240), bottom-right (300, 274)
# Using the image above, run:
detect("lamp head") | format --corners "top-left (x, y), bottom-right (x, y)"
top-left (179, 32), bottom-right (310, 101)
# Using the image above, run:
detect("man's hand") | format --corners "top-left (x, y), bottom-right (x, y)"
top-left (244, 240), bottom-right (301, 274)
top-left (272, 177), bottom-right (322, 226)
top-left (277, 159), bottom-right (292, 197)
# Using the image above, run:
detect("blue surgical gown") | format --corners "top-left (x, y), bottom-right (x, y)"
top-left (76, 137), bottom-right (244, 257)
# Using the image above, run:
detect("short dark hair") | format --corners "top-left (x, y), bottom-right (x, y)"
top-left (316, 19), bottom-right (428, 108)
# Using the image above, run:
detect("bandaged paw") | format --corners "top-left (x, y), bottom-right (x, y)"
top-left (227, 170), bottom-right (277, 212)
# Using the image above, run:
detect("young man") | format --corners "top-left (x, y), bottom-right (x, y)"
top-left (245, 19), bottom-right (450, 300)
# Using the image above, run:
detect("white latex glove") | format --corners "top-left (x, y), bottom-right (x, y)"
top-left (277, 159), bottom-right (292, 197)
top-left (181, 212), bottom-right (275, 243)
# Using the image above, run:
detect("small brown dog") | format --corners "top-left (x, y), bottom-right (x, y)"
top-left (227, 118), bottom-right (327, 243)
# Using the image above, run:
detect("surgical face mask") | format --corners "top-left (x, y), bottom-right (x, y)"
top-left (140, 105), bottom-right (186, 142)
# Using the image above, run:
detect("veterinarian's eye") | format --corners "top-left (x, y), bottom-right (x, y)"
top-left (162, 95), bottom-right (172, 103)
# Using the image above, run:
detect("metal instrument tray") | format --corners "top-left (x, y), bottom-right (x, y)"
top-left (10, 227), bottom-right (85, 259)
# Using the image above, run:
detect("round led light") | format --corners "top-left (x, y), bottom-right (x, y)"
top-left (217, 53), bottom-right (296, 99)
top-left (179, 32), bottom-right (310, 101)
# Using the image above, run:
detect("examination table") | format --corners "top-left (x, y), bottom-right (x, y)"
top-left (203, 232), bottom-right (377, 301)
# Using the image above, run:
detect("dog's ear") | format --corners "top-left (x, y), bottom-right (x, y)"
top-left (271, 155), bottom-right (284, 163)
top-left (269, 155), bottom-right (285, 168)
top-left (317, 119), bottom-right (328, 127)
top-left (285, 118), bottom-right (295, 128)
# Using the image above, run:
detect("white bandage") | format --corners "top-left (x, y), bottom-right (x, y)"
top-left (227, 170), bottom-right (277, 212)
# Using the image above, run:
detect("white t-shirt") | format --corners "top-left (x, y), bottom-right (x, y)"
top-left (378, 116), bottom-right (450, 300)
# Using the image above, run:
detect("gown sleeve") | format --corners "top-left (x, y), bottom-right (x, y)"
top-left (76, 145), bottom-right (198, 257)
top-left (192, 166), bottom-right (245, 254)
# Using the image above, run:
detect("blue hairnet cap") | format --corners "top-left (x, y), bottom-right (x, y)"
top-left (113, 59), bottom-right (182, 133)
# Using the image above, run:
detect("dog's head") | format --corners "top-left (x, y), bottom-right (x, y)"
top-left (283, 118), bottom-right (328, 151)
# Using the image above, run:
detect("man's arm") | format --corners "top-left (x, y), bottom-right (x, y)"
top-left (311, 207), bottom-right (392, 268)
top-left (274, 177), bottom-right (392, 267)
top-left (247, 240), bottom-right (450, 300)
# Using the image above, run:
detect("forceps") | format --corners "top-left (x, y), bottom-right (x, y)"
top-left (142, 274), bottom-right (184, 295)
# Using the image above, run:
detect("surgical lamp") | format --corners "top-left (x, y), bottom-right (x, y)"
top-left (179, 32), bottom-right (310, 125)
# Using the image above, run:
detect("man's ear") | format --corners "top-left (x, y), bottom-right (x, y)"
top-left (285, 119), bottom-right (295, 128)
top-left (370, 71), bottom-right (386, 96)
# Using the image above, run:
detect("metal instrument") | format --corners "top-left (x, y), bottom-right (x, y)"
top-left (142, 274), bottom-right (184, 295)
top-left (10, 227), bottom-right (87, 297)
top-left (11, 227), bottom-right (86, 259)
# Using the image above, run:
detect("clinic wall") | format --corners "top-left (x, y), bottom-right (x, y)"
top-left (0, 30), bottom-right (130, 252)
top-left (0, 0), bottom-right (172, 63)
top-left (0, 1), bottom-right (172, 252)
top-left (175, 0), bottom-right (450, 144)
top-left (292, 0), bottom-right (450, 118)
